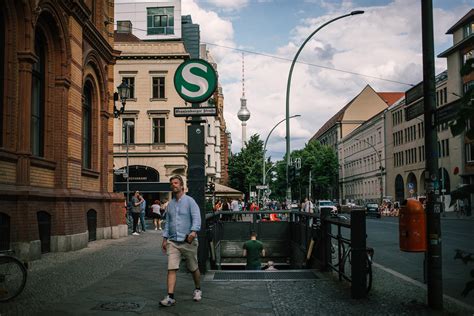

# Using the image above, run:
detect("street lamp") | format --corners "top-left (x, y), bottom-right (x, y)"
top-left (262, 115), bottom-right (301, 186)
top-left (354, 138), bottom-right (383, 205)
top-left (285, 10), bottom-right (364, 205)
top-left (114, 80), bottom-right (131, 118)
top-left (124, 120), bottom-right (134, 204)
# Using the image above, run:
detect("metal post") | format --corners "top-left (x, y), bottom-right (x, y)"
top-left (263, 115), bottom-right (300, 186)
top-left (285, 11), bottom-right (364, 206)
top-left (421, 0), bottom-right (442, 309)
top-left (350, 208), bottom-right (367, 299)
top-left (125, 121), bottom-right (133, 205)
top-left (187, 108), bottom-right (208, 273)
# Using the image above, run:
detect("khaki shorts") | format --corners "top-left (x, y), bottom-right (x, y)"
top-left (166, 239), bottom-right (199, 272)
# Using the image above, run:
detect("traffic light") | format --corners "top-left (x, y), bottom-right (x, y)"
top-left (289, 165), bottom-right (296, 182)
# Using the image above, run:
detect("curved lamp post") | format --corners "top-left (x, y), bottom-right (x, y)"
top-left (355, 138), bottom-right (383, 205)
top-left (285, 10), bottom-right (364, 204)
top-left (263, 115), bottom-right (301, 186)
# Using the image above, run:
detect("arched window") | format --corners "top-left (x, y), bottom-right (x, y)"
top-left (82, 81), bottom-right (93, 169)
top-left (0, 10), bottom-right (4, 147)
top-left (31, 30), bottom-right (46, 157)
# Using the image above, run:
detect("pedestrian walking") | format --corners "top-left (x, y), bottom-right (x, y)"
top-left (243, 231), bottom-right (265, 270)
top-left (139, 194), bottom-right (147, 232)
top-left (160, 175), bottom-right (202, 307)
top-left (160, 198), bottom-right (168, 230)
top-left (151, 200), bottom-right (161, 230)
top-left (130, 191), bottom-right (144, 236)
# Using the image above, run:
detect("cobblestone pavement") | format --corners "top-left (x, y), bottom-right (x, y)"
top-left (1, 222), bottom-right (473, 315)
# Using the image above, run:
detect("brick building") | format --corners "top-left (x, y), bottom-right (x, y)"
top-left (0, 0), bottom-right (126, 261)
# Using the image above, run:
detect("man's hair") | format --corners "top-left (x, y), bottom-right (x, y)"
top-left (250, 231), bottom-right (257, 237)
top-left (169, 174), bottom-right (184, 186)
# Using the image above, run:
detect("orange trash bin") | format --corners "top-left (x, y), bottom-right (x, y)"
top-left (399, 199), bottom-right (427, 252)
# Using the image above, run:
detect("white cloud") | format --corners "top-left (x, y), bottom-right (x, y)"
top-left (199, 0), bottom-right (249, 11)
top-left (183, 0), bottom-right (470, 160)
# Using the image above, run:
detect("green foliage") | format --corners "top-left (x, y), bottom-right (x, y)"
top-left (269, 140), bottom-right (338, 201)
top-left (228, 134), bottom-right (264, 201)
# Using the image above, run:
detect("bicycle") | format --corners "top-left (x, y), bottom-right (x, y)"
top-left (0, 250), bottom-right (27, 302)
top-left (337, 242), bottom-right (374, 293)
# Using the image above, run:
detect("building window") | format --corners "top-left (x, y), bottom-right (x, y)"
top-left (152, 77), bottom-right (165, 99)
top-left (82, 81), bottom-right (93, 169)
top-left (208, 154), bottom-right (211, 167)
top-left (463, 22), bottom-right (473, 38)
top-left (152, 117), bottom-right (165, 144)
top-left (463, 49), bottom-right (474, 64)
top-left (122, 77), bottom-right (135, 99)
top-left (147, 7), bottom-right (174, 35)
top-left (31, 31), bottom-right (46, 157)
top-left (122, 118), bottom-right (135, 144)
top-left (466, 143), bottom-right (474, 163)
top-left (117, 20), bottom-right (132, 33)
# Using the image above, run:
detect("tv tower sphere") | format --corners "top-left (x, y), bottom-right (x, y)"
top-left (237, 98), bottom-right (250, 122)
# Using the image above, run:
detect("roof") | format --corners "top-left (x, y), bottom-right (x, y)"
top-left (114, 31), bottom-right (142, 43)
top-left (311, 88), bottom-right (403, 142)
top-left (311, 95), bottom-right (357, 141)
top-left (445, 9), bottom-right (474, 34)
top-left (376, 92), bottom-right (405, 106)
top-left (208, 182), bottom-right (244, 198)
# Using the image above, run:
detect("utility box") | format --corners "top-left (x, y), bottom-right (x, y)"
top-left (399, 199), bottom-right (427, 252)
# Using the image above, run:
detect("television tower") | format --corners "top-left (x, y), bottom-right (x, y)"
top-left (237, 52), bottom-right (250, 149)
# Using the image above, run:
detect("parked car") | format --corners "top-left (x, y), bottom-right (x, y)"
top-left (316, 200), bottom-right (338, 215)
top-left (366, 203), bottom-right (381, 218)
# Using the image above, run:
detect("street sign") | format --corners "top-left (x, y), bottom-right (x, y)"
top-left (405, 99), bottom-right (424, 121)
top-left (435, 99), bottom-right (461, 125)
top-left (174, 59), bottom-right (218, 103)
top-left (256, 185), bottom-right (269, 190)
top-left (405, 82), bottom-right (423, 104)
top-left (174, 106), bottom-right (217, 117)
top-left (114, 169), bottom-right (126, 175)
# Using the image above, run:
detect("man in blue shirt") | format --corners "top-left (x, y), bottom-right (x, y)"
top-left (160, 175), bottom-right (202, 307)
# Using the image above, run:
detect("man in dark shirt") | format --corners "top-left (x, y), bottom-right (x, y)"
top-left (243, 231), bottom-right (265, 270)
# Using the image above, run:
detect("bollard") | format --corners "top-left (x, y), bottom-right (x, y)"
top-left (351, 208), bottom-right (367, 299)
top-left (320, 208), bottom-right (331, 271)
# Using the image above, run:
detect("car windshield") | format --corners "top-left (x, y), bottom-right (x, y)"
top-left (367, 204), bottom-right (378, 208)
top-left (319, 201), bottom-right (333, 206)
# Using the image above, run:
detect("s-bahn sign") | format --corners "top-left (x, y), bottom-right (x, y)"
top-left (174, 59), bottom-right (218, 103)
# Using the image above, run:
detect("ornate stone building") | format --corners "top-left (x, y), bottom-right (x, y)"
top-left (0, 0), bottom-right (126, 260)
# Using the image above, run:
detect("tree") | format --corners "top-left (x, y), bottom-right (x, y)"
top-left (228, 134), bottom-right (264, 201)
top-left (269, 140), bottom-right (338, 202)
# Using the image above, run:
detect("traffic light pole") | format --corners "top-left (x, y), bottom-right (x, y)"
top-left (421, 0), bottom-right (443, 309)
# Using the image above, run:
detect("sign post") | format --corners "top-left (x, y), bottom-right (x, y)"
top-left (174, 59), bottom-right (217, 273)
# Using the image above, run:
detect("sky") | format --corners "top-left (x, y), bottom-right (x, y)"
top-left (181, 0), bottom-right (473, 161)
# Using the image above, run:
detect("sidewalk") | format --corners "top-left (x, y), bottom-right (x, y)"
top-left (1, 224), bottom-right (473, 315)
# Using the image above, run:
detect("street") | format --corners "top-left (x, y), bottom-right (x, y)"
top-left (366, 216), bottom-right (474, 307)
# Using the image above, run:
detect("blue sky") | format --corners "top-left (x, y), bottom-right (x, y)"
top-left (184, 0), bottom-right (473, 159)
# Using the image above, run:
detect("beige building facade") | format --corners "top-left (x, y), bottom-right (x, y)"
top-left (311, 84), bottom-right (403, 201)
top-left (113, 35), bottom-right (189, 203)
top-left (385, 71), bottom-right (463, 211)
top-left (339, 109), bottom-right (388, 205)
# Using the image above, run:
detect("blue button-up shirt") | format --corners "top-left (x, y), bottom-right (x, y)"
top-left (163, 194), bottom-right (201, 242)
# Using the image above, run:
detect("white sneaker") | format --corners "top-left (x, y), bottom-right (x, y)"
top-left (193, 289), bottom-right (202, 302)
top-left (159, 295), bottom-right (176, 307)
top-left (132, 232), bottom-right (140, 236)
top-left (155, 227), bottom-right (158, 231)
